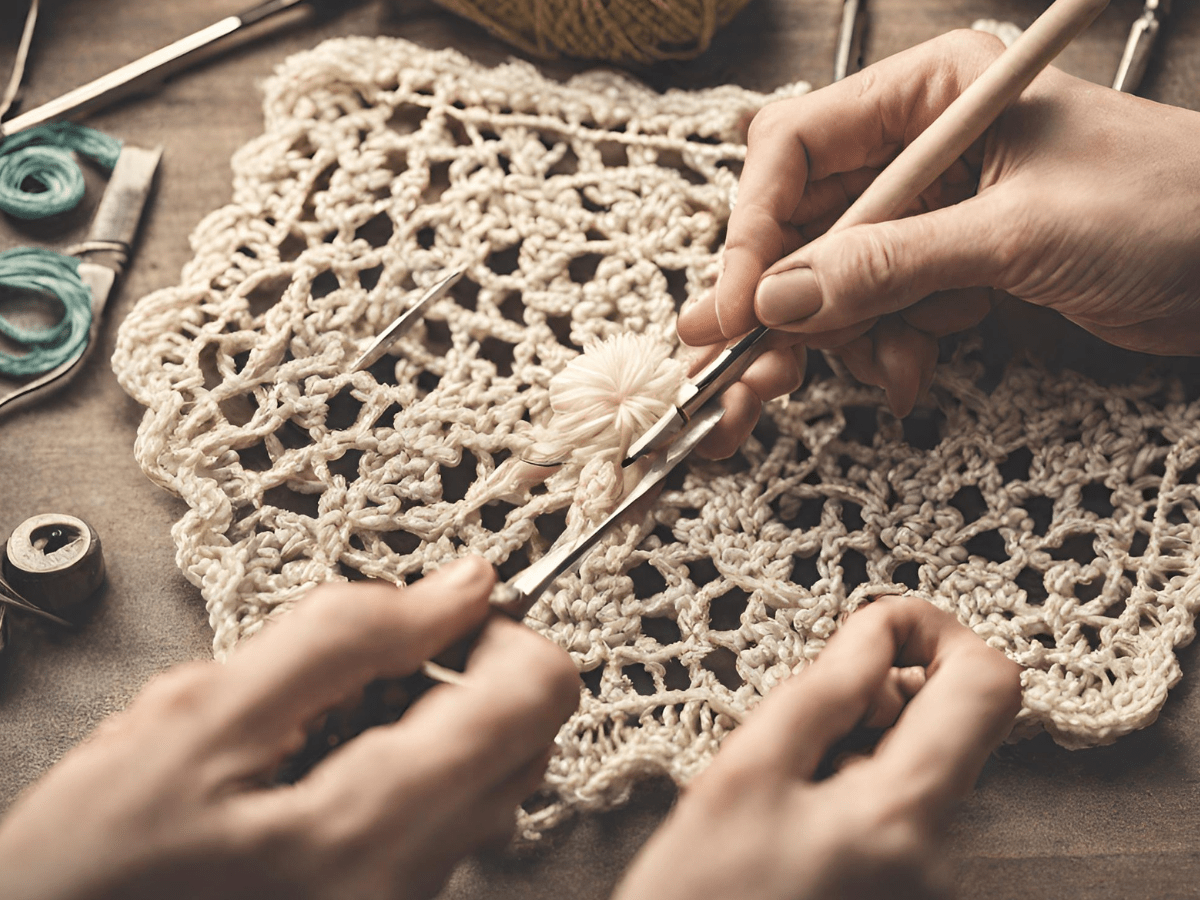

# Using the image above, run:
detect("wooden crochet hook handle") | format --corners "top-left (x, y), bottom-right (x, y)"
top-left (630, 0), bottom-right (1110, 466)
top-left (831, 0), bottom-right (1110, 235)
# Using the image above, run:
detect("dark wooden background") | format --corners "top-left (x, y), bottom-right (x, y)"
top-left (0, 1), bottom-right (1198, 897)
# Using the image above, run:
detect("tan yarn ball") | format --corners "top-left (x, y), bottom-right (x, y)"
top-left (432, 0), bottom-right (755, 63)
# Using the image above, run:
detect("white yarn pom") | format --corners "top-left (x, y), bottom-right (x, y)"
top-left (464, 332), bottom-right (687, 514)
top-left (547, 332), bottom-right (686, 461)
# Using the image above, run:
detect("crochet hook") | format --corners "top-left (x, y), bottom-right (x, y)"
top-left (349, 266), bottom-right (467, 373)
top-left (0, 0), bottom-right (359, 137)
top-left (623, 0), bottom-right (1110, 468)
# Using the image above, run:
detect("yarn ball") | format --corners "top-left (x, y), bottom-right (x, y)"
top-left (431, 0), bottom-right (756, 63)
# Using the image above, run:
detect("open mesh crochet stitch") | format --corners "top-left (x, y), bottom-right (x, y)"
top-left (112, 36), bottom-right (1200, 837)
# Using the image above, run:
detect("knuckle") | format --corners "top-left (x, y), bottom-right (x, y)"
top-left (133, 661), bottom-right (218, 718)
top-left (687, 752), bottom-right (767, 814)
top-left (831, 786), bottom-right (935, 878)
top-left (851, 63), bottom-right (879, 104)
top-left (304, 581), bottom-right (403, 646)
top-left (978, 648), bottom-right (1026, 714)
top-left (936, 28), bottom-right (1005, 68)
top-left (848, 224), bottom-right (904, 301)
top-left (864, 818), bottom-right (932, 879)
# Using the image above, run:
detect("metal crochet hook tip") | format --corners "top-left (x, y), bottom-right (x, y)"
top-left (623, 326), bottom-right (769, 467)
top-left (349, 266), bottom-right (467, 374)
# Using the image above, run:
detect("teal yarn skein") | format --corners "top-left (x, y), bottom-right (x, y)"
top-left (0, 247), bottom-right (92, 376)
top-left (0, 123), bottom-right (122, 220)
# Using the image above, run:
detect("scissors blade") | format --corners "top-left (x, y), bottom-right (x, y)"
top-left (350, 266), bottom-right (466, 373)
top-left (0, 145), bottom-right (160, 417)
top-left (493, 402), bottom-right (726, 619)
top-left (623, 325), bottom-right (768, 466)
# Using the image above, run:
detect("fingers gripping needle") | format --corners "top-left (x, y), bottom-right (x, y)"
top-left (349, 267), bottom-right (466, 373)
top-left (623, 0), bottom-right (1109, 469)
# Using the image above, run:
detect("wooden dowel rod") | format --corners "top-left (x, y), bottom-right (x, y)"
top-left (833, 0), bottom-right (1110, 233)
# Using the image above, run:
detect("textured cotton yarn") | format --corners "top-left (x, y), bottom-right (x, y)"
top-left (0, 247), bottom-right (92, 376)
top-left (432, 0), bottom-right (754, 63)
top-left (112, 37), bottom-right (1200, 839)
top-left (0, 122), bottom-right (122, 220)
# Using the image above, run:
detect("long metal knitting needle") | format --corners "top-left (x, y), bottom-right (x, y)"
top-left (350, 267), bottom-right (467, 373)
top-left (623, 0), bottom-right (1110, 467)
top-left (0, 0), bottom-right (334, 137)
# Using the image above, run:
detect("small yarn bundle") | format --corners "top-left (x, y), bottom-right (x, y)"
top-left (431, 0), bottom-right (755, 63)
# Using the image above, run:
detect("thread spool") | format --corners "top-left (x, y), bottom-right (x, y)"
top-left (430, 0), bottom-right (755, 63)
top-left (4, 514), bottom-right (105, 622)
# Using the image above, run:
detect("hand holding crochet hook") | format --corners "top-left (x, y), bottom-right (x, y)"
top-left (5, 0), bottom-right (1198, 897)
top-left (679, 11), bottom-right (1200, 458)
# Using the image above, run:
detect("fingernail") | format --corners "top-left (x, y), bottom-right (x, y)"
top-left (756, 268), bottom-right (822, 327)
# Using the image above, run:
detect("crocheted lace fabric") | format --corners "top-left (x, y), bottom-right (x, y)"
top-left (112, 36), bottom-right (1200, 836)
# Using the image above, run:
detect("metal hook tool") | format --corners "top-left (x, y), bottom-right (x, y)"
top-left (1112, 0), bottom-right (1169, 93)
top-left (349, 266), bottom-right (467, 373)
top-left (419, 402), bottom-right (726, 686)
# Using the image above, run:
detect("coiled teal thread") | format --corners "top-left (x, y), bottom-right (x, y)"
top-left (0, 123), bottom-right (122, 220)
top-left (0, 247), bottom-right (92, 376)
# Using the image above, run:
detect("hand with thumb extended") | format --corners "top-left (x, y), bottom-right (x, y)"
top-left (679, 28), bottom-right (1200, 457)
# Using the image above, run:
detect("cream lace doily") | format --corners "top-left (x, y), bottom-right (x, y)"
top-left (112, 37), bottom-right (1200, 836)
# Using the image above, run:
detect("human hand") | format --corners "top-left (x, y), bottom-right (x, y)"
top-left (0, 557), bottom-right (580, 900)
top-left (680, 29), bottom-right (1200, 457)
top-left (612, 594), bottom-right (1023, 900)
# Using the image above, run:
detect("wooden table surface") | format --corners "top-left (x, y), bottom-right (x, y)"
top-left (1, 1), bottom-right (1198, 898)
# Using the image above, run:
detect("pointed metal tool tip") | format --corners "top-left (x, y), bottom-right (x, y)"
top-left (350, 265), bottom-right (467, 373)
top-left (622, 407), bottom-right (685, 468)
